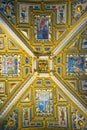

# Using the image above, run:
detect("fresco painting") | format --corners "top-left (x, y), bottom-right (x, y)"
top-left (68, 57), bottom-right (85, 73)
top-left (35, 89), bottom-right (53, 116)
top-left (58, 106), bottom-right (67, 127)
top-left (37, 17), bottom-right (49, 39)
top-left (2, 56), bottom-right (18, 74)
top-left (57, 4), bottom-right (67, 24)
top-left (19, 5), bottom-right (29, 23)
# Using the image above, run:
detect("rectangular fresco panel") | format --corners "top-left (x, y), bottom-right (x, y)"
top-left (2, 56), bottom-right (18, 74)
top-left (19, 4), bottom-right (29, 23)
top-left (0, 38), bottom-right (4, 49)
top-left (34, 15), bottom-right (52, 41)
top-left (0, 54), bottom-right (21, 77)
top-left (57, 4), bottom-right (67, 24)
top-left (68, 57), bottom-right (85, 73)
top-left (58, 106), bottom-right (67, 127)
top-left (35, 89), bottom-right (53, 116)
top-left (37, 17), bottom-right (48, 39)
top-left (23, 107), bottom-right (30, 127)
top-left (66, 54), bottom-right (87, 76)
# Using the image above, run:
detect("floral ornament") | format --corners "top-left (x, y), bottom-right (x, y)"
top-left (2, 108), bottom-right (18, 130)
top-left (0, 0), bottom-right (16, 24)
top-left (71, 0), bottom-right (87, 24)
top-left (71, 106), bottom-right (87, 129)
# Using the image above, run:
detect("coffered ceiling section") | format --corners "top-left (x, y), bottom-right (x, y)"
top-left (0, 18), bottom-right (35, 110)
top-left (1, 0), bottom-right (87, 54)
top-left (0, 0), bottom-right (87, 130)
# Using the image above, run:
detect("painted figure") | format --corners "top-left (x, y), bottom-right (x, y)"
top-left (20, 5), bottom-right (28, 23)
top-left (58, 106), bottom-right (67, 127)
top-left (2, 56), bottom-right (18, 74)
top-left (21, 7), bottom-right (26, 22)
top-left (68, 57), bottom-right (85, 73)
top-left (23, 108), bottom-right (30, 127)
top-left (35, 89), bottom-right (53, 116)
top-left (57, 4), bottom-right (66, 24)
top-left (37, 18), bottom-right (48, 39)
top-left (60, 108), bottom-right (65, 125)
top-left (39, 102), bottom-right (44, 112)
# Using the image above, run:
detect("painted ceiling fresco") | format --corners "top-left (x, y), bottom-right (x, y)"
top-left (0, 0), bottom-right (87, 130)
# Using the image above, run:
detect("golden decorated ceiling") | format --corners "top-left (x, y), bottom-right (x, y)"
top-left (0, 0), bottom-right (87, 130)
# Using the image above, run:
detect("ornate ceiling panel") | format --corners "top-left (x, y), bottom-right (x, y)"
top-left (53, 26), bottom-right (87, 105)
top-left (0, 0), bottom-right (87, 130)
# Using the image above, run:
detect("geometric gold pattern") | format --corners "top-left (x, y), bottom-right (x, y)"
top-left (8, 81), bottom-right (19, 93)
top-left (8, 39), bottom-right (18, 50)
top-left (0, 0), bottom-right (87, 129)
